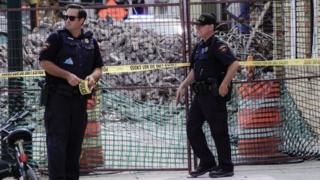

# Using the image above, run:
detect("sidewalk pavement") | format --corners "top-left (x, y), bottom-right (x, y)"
top-left (77, 160), bottom-right (320, 180)
top-left (5, 160), bottom-right (320, 180)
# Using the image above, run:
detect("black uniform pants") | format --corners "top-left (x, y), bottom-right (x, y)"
top-left (187, 94), bottom-right (233, 171)
top-left (44, 91), bottom-right (88, 180)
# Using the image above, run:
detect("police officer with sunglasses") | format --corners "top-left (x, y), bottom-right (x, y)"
top-left (176, 13), bottom-right (239, 178)
top-left (39, 4), bottom-right (103, 180)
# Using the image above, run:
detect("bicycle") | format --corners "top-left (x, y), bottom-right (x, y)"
top-left (0, 111), bottom-right (38, 180)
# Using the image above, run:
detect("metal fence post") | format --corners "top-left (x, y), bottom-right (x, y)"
top-left (7, 0), bottom-right (24, 115)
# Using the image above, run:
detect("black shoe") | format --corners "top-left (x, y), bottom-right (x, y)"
top-left (209, 168), bottom-right (234, 178)
top-left (190, 165), bottom-right (217, 178)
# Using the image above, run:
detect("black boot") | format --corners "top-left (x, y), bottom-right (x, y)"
top-left (190, 165), bottom-right (217, 178)
top-left (209, 168), bottom-right (234, 178)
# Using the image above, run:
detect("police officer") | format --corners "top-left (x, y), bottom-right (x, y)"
top-left (39, 4), bottom-right (103, 180)
top-left (176, 13), bottom-right (239, 178)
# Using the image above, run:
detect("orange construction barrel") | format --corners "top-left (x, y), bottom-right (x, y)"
top-left (80, 90), bottom-right (104, 170)
top-left (236, 56), bottom-right (285, 163)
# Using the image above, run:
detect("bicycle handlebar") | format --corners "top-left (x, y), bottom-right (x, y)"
top-left (16, 111), bottom-right (30, 121)
top-left (0, 111), bottom-right (30, 131)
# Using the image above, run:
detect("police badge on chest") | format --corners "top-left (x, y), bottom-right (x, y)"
top-left (81, 38), bottom-right (94, 49)
top-left (82, 38), bottom-right (90, 45)
top-left (200, 47), bottom-right (208, 54)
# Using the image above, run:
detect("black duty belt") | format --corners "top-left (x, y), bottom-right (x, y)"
top-left (191, 78), bottom-right (219, 96)
top-left (39, 82), bottom-right (83, 106)
top-left (55, 84), bottom-right (81, 96)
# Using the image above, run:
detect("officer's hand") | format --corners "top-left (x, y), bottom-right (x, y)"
top-left (219, 83), bottom-right (228, 97)
top-left (66, 73), bottom-right (81, 86)
top-left (176, 86), bottom-right (186, 105)
top-left (85, 76), bottom-right (96, 90)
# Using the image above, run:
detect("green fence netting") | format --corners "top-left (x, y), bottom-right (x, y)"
top-left (0, 75), bottom-right (319, 173)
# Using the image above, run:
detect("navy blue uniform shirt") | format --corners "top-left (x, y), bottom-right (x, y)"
top-left (190, 35), bottom-right (236, 81)
top-left (39, 28), bottom-right (103, 85)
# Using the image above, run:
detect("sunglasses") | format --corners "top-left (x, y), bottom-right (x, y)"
top-left (63, 15), bottom-right (79, 21)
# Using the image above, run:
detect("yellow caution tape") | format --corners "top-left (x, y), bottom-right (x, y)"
top-left (1, 59), bottom-right (320, 78)
top-left (0, 63), bottom-right (191, 78)
top-left (239, 59), bottom-right (320, 66)
top-left (101, 63), bottom-right (190, 74)
top-left (0, 70), bottom-right (45, 78)
top-left (79, 80), bottom-right (92, 95)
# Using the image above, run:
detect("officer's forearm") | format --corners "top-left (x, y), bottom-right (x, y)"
top-left (40, 60), bottom-right (73, 80)
top-left (222, 61), bottom-right (240, 85)
top-left (88, 67), bottom-right (102, 82)
top-left (180, 69), bottom-right (195, 88)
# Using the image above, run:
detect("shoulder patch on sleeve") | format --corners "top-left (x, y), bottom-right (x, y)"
top-left (218, 44), bottom-right (228, 53)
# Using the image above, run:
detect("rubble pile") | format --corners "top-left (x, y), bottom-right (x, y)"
top-left (27, 19), bottom-right (184, 87)
top-left (1, 18), bottom-right (185, 104)
top-left (0, 17), bottom-right (274, 103)
top-left (216, 27), bottom-right (273, 81)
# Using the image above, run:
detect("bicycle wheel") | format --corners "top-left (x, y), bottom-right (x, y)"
top-left (24, 164), bottom-right (38, 180)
